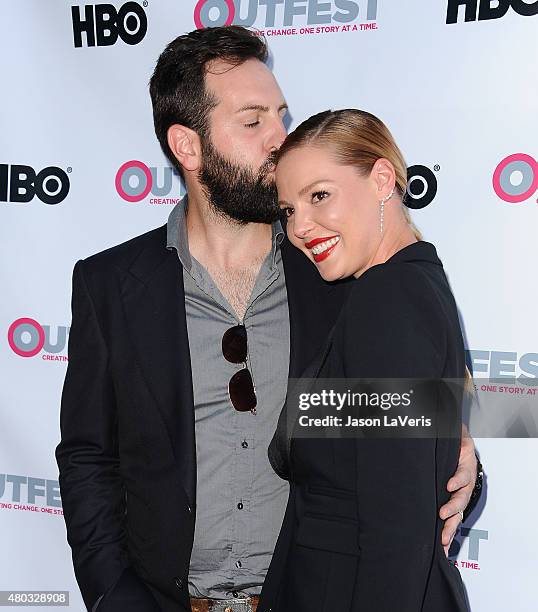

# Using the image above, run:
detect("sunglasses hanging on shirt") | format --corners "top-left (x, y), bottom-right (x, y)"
top-left (222, 324), bottom-right (257, 414)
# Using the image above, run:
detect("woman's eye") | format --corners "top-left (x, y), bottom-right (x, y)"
top-left (245, 120), bottom-right (260, 128)
top-left (312, 190), bottom-right (329, 203)
top-left (280, 207), bottom-right (294, 218)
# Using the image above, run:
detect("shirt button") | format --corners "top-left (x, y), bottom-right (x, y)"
top-left (174, 577), bottom-right (184, 590)
top-left (237, 502), bottom-right (243, 510)
top-left (235, 560), bottom-right (242, 568)
top-left (187, 505), bottom-right (192, 514)
top-left (241, 440), bottom-right (248, 449)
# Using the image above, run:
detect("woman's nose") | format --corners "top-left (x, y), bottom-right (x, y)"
top-left (292, 210), bottom-right (315, 241)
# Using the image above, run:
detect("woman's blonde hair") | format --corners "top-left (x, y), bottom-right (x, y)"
top-left (276, 109), bottom-right (422, 240)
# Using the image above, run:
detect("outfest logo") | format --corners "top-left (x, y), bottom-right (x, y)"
top-left (0, 473), bottom-right (63, 516)
top-left (115, 160), bottom-right (185, 204)
top-left (449, 527), bottom-right (489, 571)
top-left (493, 153), bottom-right (538, 204)
top-left (193, 0), bottom-right (378, 37)
top-left (7, 318), bottom-right (69, 362)
top-left (467, 349), bottom-right (538, 386)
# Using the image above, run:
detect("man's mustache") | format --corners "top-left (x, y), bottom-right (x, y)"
top-left (258, 150), bottom-right (278, 179)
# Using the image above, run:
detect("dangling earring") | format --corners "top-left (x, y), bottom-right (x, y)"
top-left (379, 188), bottom-right (395, 235)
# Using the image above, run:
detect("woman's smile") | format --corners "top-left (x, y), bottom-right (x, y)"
top-left (305, 235), bottom-right (341, 263)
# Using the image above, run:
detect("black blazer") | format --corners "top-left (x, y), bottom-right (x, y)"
top-left (55, 223), bottom-right (351, 612)
top-left (259, 241), bottom-right (469, 612)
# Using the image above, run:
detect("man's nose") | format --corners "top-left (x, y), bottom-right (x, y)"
top-left (267, 118), bottom-right (287, 153)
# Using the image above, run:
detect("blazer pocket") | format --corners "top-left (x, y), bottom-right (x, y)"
top-left (308, 484), bottom-right (355, 500)
top-left (296, 513), bottom-right (360, 556)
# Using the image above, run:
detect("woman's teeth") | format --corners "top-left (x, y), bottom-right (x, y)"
top-left (311, 236), bottom-right (340, 255)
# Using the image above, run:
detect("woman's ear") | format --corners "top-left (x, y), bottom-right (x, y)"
top-left (371, 158), bottom-right (396, 199)
top-left (167, 124), bottom-right (201, 173)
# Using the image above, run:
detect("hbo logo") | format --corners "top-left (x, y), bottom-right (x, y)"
top-left (404, 165), bottom-right (438, 210)
top-left (72, 2), bottom-right (147, 48)
top-left (447, 0), bottom-right (538, 23)
top-left (0, 164), bottom-right (70, 205)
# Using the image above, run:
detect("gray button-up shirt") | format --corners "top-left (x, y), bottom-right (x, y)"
top-left (166, 200), bottom-right (290, 599)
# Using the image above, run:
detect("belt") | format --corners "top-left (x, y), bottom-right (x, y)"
top-left (190, 595), bottom-right (259, 612)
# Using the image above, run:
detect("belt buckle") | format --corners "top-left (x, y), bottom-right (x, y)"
top-left (211, 597), bottom-right (253, 612)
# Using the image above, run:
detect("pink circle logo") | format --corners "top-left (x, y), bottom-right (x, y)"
top-left (115, 160), bottom-right (153, 202)
top-left (8, 318), bottom-right (45, 358)
top-left (493, 153), bottom-right (538, 203)
top-left (194, 0), bottom-right (235, 29)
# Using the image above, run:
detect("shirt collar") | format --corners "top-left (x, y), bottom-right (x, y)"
top-left (166, 197), bottom-right (192, 270)
top-left (166, 197), bottom-right (285, 270)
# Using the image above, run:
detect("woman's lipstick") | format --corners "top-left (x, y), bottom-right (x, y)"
top-left (305, 235), bottom-right (341, 263)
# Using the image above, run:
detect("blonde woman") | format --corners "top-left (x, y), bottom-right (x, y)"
top-left (259, 110), bottom-right (469, 611)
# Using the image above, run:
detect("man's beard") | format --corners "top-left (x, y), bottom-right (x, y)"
top-left (198, 136), bottom-right (280, 224)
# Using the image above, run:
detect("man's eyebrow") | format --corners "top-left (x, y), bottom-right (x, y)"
top-left (236, 103), bottom-right (289, 113)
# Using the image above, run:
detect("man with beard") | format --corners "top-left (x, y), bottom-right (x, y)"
top-left (56, 26), bottom-right (481, 612)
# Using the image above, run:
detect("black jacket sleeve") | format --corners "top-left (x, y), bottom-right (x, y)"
top-left (55, 260), bottom-right (130, 611)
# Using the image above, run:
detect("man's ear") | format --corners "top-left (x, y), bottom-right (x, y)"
top-left (167, 124), bottom-right (201, 173)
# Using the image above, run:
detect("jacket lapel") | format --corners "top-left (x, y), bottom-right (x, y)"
top-left (282, 239), bottom-right (330, 378)
top-left (278, 239), bottom-right (352, 475)
top-left (119, 225), bottom-right (196, 508)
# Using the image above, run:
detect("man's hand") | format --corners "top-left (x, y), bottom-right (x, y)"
top-left (439, 424), bottom-right (477, 557)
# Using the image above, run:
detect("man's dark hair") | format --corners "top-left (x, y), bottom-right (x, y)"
top-left (149, 26), bottom-right (268, 174)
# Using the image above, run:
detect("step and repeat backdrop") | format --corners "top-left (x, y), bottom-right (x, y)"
top-left (1, 1), bottom-right (537, 610)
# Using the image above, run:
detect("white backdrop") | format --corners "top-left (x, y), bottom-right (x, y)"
top-left (1, 1), bottom-right (537, 610)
